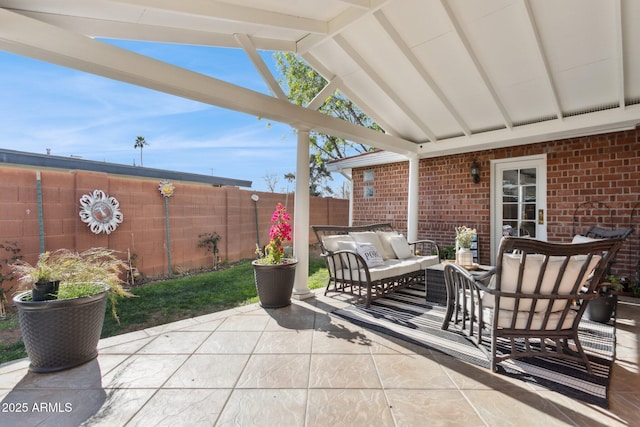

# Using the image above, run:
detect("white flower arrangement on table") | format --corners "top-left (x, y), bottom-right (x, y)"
top-left (455, 226), bottom-right (476, 249)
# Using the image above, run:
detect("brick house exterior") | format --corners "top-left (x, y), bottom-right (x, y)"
top-left (346, 129), bottom-right (640, 281)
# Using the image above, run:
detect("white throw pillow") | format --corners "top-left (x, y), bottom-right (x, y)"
top-left (349, 231), bottom-right (386, 257)
top-left (375, 230), bottom-right (400, 259)
top-left (321, 235), bottom-right (356, 270)
top-left (355, 243), bottom-right (384, 267)
top-left (322, 235), bottom-right (355, 252)
top-left (389, 234), bottom-right (412, 259)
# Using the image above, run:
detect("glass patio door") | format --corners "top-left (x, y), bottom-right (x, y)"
top-left (491, 155), bottom-right (547, 263)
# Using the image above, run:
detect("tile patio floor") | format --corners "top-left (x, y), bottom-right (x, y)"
top-left (1, 289), bottom-right (639, 426)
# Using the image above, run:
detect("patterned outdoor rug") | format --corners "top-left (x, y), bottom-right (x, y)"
top-left (332, 284), bottom-right (615, 408)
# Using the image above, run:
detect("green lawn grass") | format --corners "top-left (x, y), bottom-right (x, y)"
top-left (1, 258), bottom-right (328, 364)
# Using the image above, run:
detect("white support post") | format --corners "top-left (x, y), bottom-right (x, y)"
top-left (407, 153), bottom-right (420, 242)
top-left (293, 127), bottom-right (314, 300)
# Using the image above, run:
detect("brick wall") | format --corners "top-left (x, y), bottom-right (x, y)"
top-left (0, 166), bottom-right (348, 293)
top-left (352, 129), bottom-right (640, 279)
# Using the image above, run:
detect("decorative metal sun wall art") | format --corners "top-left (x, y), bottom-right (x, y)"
top-left (79, 190), bottom-right (123, 234)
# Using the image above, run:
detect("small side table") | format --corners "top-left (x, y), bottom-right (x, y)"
top-left (425, 263), bottom-right (449, 305)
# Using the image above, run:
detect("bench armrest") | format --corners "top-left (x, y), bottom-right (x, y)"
top-left (410, 239), bottom-right (440, 259)
top-left (321, 250), bottom-right (370, 274)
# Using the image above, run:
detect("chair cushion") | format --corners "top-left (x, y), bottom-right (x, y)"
top-left (389, 234), bottom-right (412, 259)
top-left (492, 253), bottom-right (601, 312)
top-left (376, 231), bottom-right (401, 259)
top-left (489, 308), bottom-right (577, 330)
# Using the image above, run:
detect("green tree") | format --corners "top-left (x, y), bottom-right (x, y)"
top-left (134, 136), bottom-right (149, 167)
top-left (274, 52), bottom-right (380, 195)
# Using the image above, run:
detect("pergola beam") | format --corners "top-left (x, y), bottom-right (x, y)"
top-left (334, 34), bottom-right (437, 141)
top-left (614, 0), bottom-right (626, 110)
top-left (440, 0), bottom-right (513, 131)
top-left (234, 33), bottom-right (287, 100)
top-left (0, 8), bottom-right (417, 155)
top-left (522, 0), bottom-right (563, 121)
top-left (15, 10), bottom-right (297, 51)
top-left (118, 0), bottom-right (328, 34)
top-left (302, 52), bottom-right (400, 136)
top-left (374, 9), bottom-right (471, 137)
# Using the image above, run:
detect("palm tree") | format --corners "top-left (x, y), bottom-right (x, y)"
top-left (133, 136), bottom-right (148, 167)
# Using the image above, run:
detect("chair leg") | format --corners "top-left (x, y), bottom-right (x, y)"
top-left (490, 335), bottom-right (498, 372)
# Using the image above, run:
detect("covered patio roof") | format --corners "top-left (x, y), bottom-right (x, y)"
top-left (2, 1), bottom-right (640, 297)
top-left (2, 0), bottom-right (639, 159)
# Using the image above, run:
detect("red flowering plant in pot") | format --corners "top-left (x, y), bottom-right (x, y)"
top-left (252, 203), bottom-right (297, 308)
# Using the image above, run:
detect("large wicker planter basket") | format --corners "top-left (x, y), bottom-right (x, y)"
top-left (13, 288), bottom-right (108, 373)
top-left (252, 260), bottom-right (297, 308)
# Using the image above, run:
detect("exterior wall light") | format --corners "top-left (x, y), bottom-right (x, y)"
top-left (470, 160), bottom-right (480, 184)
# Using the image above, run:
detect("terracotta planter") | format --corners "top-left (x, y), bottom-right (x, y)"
top-left (13, 287), bottom-right (108, 373)
top-left (252, 260), bottom-right (297, 308)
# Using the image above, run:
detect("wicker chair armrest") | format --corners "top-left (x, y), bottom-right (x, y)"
top-left (410, 239), bottom-right (440, 259)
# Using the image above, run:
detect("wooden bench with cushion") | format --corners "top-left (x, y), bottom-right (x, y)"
top-left (312, 223), bottom-right (440, 307)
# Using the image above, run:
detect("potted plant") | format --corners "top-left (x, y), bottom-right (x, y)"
top-left (587, 274), bottom-right (622, 323)
top-left (252, 203), bottom-right (297, 308)
top-left (11, 248), bottom-right (132, 372)
top-left (455, 226), bottom-right (476, 267)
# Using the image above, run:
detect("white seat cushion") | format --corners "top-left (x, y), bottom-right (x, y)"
top-left (335, 258), bottom-right (422, 282)
top-left (489, 308), bottom-right (577, 330)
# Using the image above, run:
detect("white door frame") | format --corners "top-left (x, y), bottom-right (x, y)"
top-left (490, 154), bottom-right (547, 264)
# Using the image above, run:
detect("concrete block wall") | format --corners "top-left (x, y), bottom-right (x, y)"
top-left (0, 166), bottom-right (348, 294)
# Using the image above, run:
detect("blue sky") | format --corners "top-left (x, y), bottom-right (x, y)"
top-left (0, 39), bottom-right (312, 193)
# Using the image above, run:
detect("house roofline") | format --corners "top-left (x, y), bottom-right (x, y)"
top-left (0, 148), bottom-right (252, 188)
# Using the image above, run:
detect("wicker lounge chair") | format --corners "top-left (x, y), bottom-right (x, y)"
top-left (443, 236), bottom-right (625, 375)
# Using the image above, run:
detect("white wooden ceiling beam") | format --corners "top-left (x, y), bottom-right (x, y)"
top-left (335, 0), bottom-right (371, 9)
top-left (0, 8), bottom-right (417, 155)
top-left (297, 0), bottom-right (390, 54)
top-left (14, 10), bottom-right (297, 51)
top-left (440, 0), bottom-right (513, 130)
top-left (116, 0), bottom-right (328, 34)
top-left (522, 0), bottom-right (563, 121)
top-left (374, 9), bottom-right (470, 136)
top-left (234, 33), bottom-right (287, 100)
top-left (307, 79), bottom-right (339, 110)
top-left (334, 34), bottom-right (437, 141)
top-left (614, 0), bottom-right (626, 110)
top-left (302, 52), bottom-right (401, 136)
top-left (417, 105), bottom-right (640, 158)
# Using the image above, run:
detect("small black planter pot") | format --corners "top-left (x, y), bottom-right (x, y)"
top-left (32, 280), bottom-right (60, 301)
top-left (587, 293), bottom-right (617, 323)
top-left (252, 260), bottom-right (297, 308)
top-left (13, 288), bottom-right (108, 373)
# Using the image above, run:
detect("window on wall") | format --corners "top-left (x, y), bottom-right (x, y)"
top-left (364, 185), bottom-right (374, 199)
top-left (363, 169), bottom-right (374, 182)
